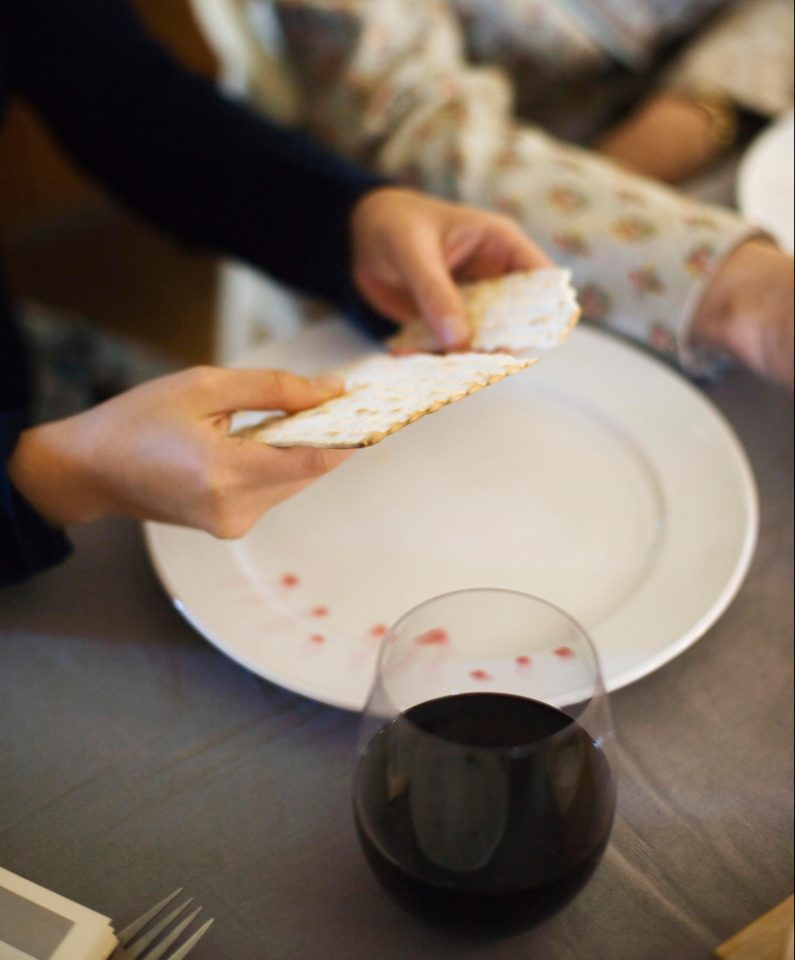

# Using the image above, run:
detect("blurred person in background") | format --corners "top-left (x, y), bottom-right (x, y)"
top-left (238, 0), bottom-right (794, 382)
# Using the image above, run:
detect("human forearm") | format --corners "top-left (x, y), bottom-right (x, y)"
top-left (7, 419), bottom-right (108, 528)
top-left (691, 240), bottom-right (794, 387)
top-left (597, 92), bottom-right (736, 185)
top-left (600, 0), bottom-right (794, 184)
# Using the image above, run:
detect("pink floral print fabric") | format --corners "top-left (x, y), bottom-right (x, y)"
top-left (267, 0), bottom-right (778, 373)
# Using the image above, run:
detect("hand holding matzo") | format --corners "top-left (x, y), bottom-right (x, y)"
top-left (244, 267), bottom-right (580, 450)
top-left (351, 188), bottom-right (553, 351)
top-left (9, 187), bottom-right (576, 541)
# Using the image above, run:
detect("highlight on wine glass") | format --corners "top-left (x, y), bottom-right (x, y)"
top-left (353, 589), bottom-right (618, 938)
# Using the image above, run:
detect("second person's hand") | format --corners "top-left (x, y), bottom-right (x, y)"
top-left (351, 187), bottom-right (553, 351)
top-left (692, 239), bottom-right (794, 389)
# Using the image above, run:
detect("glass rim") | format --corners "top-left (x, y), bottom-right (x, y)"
top-left (369, 588), bottom-right (609, 751)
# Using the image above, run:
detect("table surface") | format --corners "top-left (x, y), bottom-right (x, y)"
top-left (0, 364), bottom-right (792, 960)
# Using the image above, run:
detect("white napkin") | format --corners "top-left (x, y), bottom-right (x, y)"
top-left (0, 868), bottom-right (118, 960)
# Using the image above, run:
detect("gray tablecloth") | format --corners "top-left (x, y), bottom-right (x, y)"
top-left (1, 367), bottom-right (792, 960)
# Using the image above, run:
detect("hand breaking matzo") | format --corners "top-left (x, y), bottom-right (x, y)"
top-left (240, 352), bottom-right (533, 449)
top-left (388, 268), bottom-right (580, 355)
top-left (239, 269), bottom-right (577, 450)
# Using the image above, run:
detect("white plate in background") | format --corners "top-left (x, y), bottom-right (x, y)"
top-left (739, 109), bottom-right (795, 254)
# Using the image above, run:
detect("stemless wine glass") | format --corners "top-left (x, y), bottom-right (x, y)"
top-left (353, 589), bottom-right (617, 938)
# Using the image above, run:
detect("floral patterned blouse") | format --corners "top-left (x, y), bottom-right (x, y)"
top-left (250, 0), bottom-right (793, 374)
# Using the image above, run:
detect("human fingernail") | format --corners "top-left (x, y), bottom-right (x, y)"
top-left (313, 375), bottom-right (345, 395)
top-left (439, 317), bottom-right (470, 350)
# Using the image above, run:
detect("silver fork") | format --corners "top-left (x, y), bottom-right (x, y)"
top-left (112, 889), bottom-right (214, 960)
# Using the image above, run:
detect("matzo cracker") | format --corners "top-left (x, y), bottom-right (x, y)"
top-left (388, 268), bottom-right (580, 355)
top-left (242, 352), bottom-right (533, 449)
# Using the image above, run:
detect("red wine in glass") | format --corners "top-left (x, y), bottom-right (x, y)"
top-left (353, 591), bottom-right (617, 937)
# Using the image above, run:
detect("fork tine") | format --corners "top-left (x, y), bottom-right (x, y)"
top-left (163, 919), bottom-right (214, 960)
top-left (118, 890), bottom-right (184, 945)
top-left (138, 907), bottom-right (204, 960)
top-left (126, 901), bottom-right (194, 960)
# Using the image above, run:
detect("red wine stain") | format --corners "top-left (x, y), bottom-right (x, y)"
top-left (281, 574), bottom-right (300, 588)
top-left (370, 624), bottom-right (389, 639)
top-left (415, 628), bottom-right (449, 646)
top-left (311, 606), bottom-right (330, 618)
top-left (310, 634), bottom-right (326, 645)
top-left (554, 646), bottom-right (576, 660)
top-left (515, 656), bottom-right (532, 668)
top-left (470, 670), bottom-right (494, 682)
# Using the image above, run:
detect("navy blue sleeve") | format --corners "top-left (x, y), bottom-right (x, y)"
top-left (0, 0), bottom-right (401, 585)
top-left (0, 412), bottom-right (73, 585)
top-left (0, 0), bottom-right (390, 310)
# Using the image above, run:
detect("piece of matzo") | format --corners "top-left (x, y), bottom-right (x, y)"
top-left (242, 352), bottom-right (533, 449)
top-left (388, 268), bottom-right (580, 355)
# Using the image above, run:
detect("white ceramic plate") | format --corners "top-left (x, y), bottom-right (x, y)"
top-left (739, 109), bottom-right (795, 254)
top-left (145, 321), bottom-right (758, 711)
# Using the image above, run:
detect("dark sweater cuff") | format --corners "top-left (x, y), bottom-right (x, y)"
top-left (1, 411), bottom-right (73, 585)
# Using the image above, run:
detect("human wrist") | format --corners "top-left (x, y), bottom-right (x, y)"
top-left (691, 238), bottom-right (794, 385)
top-left (8, 417), bottom-right (111, 527)
top-left (667, 85), bottom-right (739, 155)
top-left (599, 93), bottom-right (730, 183)
top-left (352, 186), bottom-right (414, 227)
top-left (691, 240), bottom-right (758, 354)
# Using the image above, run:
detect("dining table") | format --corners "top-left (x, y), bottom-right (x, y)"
top-left (0, 355), bottom-right (792, 960)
